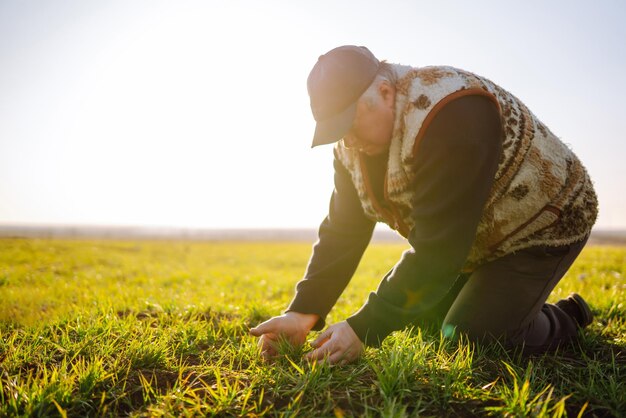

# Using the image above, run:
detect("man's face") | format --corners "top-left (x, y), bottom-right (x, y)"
top-left (342, 81), bottom-right (396, 156)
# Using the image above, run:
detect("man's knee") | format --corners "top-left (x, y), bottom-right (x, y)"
top-left (440, 319), bottom-right (501, 344)
top-left (441, 314), bottom-right (529, 350)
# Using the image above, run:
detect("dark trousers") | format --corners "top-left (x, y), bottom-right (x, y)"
top-left (417, 237), bottom-right (589, 353)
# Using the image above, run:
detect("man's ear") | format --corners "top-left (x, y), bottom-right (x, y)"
top-left (378, 81), bottom-right (396, 108)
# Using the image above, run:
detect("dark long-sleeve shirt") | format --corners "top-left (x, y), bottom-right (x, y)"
top-left (287, 95), bottom-right (503, 346)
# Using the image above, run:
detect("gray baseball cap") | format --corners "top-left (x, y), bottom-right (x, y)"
top-left (307, 45), bottom-right (380, 147)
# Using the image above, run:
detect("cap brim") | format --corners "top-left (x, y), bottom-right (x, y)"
top-left (311, 102), bottom-right (357, 147)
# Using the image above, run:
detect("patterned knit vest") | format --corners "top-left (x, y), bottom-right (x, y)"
top-left (335, 65), bottom-right (598, 271)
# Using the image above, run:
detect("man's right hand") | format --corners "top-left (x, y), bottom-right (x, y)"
top-left (249, 311), bottom-right (320, 360)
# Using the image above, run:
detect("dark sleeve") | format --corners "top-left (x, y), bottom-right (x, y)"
top-left (286, 154), bottom-right (376, 330)
top-left (346, 95), bottom-right (503, 346)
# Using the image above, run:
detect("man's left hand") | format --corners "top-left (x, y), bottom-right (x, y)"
top-left (305, 321), bottom-right (363, 365)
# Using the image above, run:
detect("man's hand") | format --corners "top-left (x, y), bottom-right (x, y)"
top-left (249, 312), bottom-right (319, 360)
top-left (305, 321), bottom-right (363, 365)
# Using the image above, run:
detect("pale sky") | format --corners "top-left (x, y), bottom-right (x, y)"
top-left (1, 0), bottom-right (625, 230)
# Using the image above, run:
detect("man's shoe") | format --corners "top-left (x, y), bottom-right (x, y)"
top-left (556, 293), bottom-right (593, 328)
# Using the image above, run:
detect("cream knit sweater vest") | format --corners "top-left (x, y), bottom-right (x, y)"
top-left (335, 65), bottom-right (598, 270)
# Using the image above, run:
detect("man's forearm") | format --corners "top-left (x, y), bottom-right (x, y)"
top-left (286, 156), bottom-right (376, 330)
top-left (286, 213), bottom-right (374, 330)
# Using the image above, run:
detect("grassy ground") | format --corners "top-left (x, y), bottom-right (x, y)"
top-left (0, 238), bottom-right (624, 417)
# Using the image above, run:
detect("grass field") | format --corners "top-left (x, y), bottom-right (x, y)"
top-left (0, 238), bottom-right (624, 417)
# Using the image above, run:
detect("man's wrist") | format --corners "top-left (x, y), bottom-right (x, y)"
top-left (285, 311), bottom-right (320, 331)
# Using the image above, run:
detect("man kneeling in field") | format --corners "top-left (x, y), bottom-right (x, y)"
top-left (250, 45), bottom-right (598, 364)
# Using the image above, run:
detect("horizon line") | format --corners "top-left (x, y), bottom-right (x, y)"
top-left (1, 223), bottom-right (626, 245)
